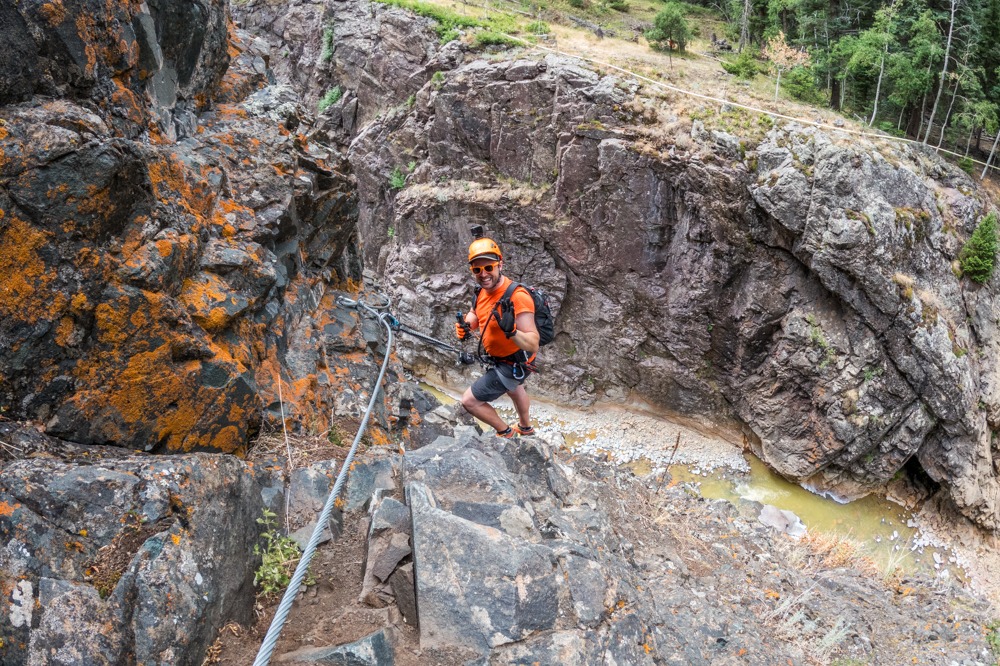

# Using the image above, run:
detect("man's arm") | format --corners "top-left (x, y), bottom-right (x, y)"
top-left (509, 311), bottom-right (539, 354)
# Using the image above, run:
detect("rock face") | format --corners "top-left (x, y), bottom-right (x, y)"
top-left (0, 423), bottom-right (276, 665)
top-left (327, 29), bottom-right (1000, 529)
top-left (0, 0), bottom-right (445, 454)
top-left (339, 430), bottom-right (997, 665)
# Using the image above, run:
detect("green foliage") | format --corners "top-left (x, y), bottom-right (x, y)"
top-left (321, 25), bottom-right (335, 62)
top-left (318, 86), bottom-right (342, 113)
top-left (783, 65), bottom-right (823, 103)
top-left (525, 20), bottom-right (550, 34)
top-left (605, 0), bottom-right (629, 11)
top-left (721, 49), bottom-right (762, 79)
top-left (389, 167), bottom-right (406, 189)
top-left (406, 94), bottom-right (416, 109)
top-left (568, 0), bottom-right (585, 7)
top-left (988, 621), bottom-right (1000, 657)
top-left (372, 0), bottom-right (483, 42)
top-left (958, 156), bottom-right (975, 174)
top-left (473, 30), bottom-right (522, 49)
top-left (646, 3), bottom-right (691, 52)
top-left (253, 509), bottom-right (312, 597)
top-left (431, 71), bottom-right (446, 89)
top-left (960, 212), bottom-right (998, 284)
top-left (863, 365), bottom-right (883, 383)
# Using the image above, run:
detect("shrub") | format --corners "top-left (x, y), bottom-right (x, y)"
top-left (525, 20), bottom-right (550, 34)
top-left (389, 167), bottom-right (406, 189)
top-left (606, 0), bottom-right (629, 10)
top-left (473, 30), bottom-right (521, 48)
top-left (783, 65), bottom-right (823, 103)
top-left (253, 509), bottom-right (312, 597)
top-left (568, 0), bottom-right (585, 7)
top-left (317, 86), bottom-right (343, 112)
top-left (958, 156), bottom-right (975, 174)
top-left (431, 71), bottom-right (446, 88)
top-left (321, 25), bottom-right (335, 62)
top-left (960, 212), bottom-right (998, 284)
top-left (721, 49), bottom-right (761, 79)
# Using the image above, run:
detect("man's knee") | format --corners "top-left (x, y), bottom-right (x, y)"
top-left (460, 390), bottom-right (481, 412)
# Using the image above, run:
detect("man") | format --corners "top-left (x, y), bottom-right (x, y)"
top-left (456, 236), bottom-right (539, 438)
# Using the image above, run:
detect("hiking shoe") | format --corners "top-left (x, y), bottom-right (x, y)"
top-left (495, 426), bottom-right (515, 439)
top-left (515, 424), bottom-right (535, 436)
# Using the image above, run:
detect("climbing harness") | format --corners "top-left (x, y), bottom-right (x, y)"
top-left (251, 294), bottom-right (395, 666)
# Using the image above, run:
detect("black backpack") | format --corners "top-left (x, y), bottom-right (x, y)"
top-left (474, 282), bottom-right (556, 346)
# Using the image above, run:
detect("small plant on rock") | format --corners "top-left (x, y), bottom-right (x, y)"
top-left (389, 167), bottom-right (406, 190)
top-left (987, 620), bottom-right (1000, 657)
top-left (253, 508), bottom-right (310, 597)
top-left (960, 211), bottom-right (998, 284)
top-left (318, 86), bottom-right (343, 113)
top-left (321, 24), bottom-right (335, 62)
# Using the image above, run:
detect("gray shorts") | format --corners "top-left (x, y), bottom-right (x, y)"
top-left (471, 364), bottom-right (529, 403)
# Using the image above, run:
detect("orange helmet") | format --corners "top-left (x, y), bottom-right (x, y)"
top-left (468, 237), bottom-right (503, 263)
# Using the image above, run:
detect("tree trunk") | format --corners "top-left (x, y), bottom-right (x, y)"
top-left (869, 42), bottom-right (887, 126)
top-left (966, 126), bottom-right (975, 156)
top-left (775, 70), bottom-right (782, 101)
top-left (897, 105), bottom-right (905, 131)
top-left (917, 92), bottom-right (928, 139)
top-left (984, 130), bottom-right (1000, 180)
top-left (935, 81), bottom-right (959, 150)
top-left (923, 0), bottom-right (958, 144)
top-left (738, 0), bottom-right (751, 53)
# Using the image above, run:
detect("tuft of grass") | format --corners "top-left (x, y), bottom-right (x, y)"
top-left (318, 86), bottom-right (343, 113)
top-left (431, 71), bottom-right (446, 88)
top-left (525, 20), bottom-right (550, 34)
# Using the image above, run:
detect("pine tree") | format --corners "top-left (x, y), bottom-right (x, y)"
top-left (960, 212), bottom-right (998, 283)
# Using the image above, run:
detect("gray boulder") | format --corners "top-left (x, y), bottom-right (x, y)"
top-left (0, 436), bottom-right (271, 665)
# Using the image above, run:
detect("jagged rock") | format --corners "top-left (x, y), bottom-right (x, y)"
top-left (288, 461), bottom-right (338, 528)
top-left (0, 443), bottom-right (271, 664)
top-left (347, 41), bottom-right (1000, 530)
top-left (360, 494), bottom-right (412, 607)
top-left (403, 436), bottom-right (521, 506)
top-left (388, 563), bottom-right (417, 627)
top-left (346, 458), bottom-right (398, 511)
top-left (277, 628), bottom-right (395, 665)
top-left (407, 483), bottom-right (559, 654)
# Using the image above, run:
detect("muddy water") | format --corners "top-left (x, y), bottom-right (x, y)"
top-left (419, 382), bottom-right (965, 582)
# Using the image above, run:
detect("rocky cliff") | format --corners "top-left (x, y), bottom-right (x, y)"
top-left (233, 0), bottom-right (1000, 531)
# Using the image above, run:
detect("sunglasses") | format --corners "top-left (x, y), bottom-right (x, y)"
top-left (470, 262), bottom-right (498, 275)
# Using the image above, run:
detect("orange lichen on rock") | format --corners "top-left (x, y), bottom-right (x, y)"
top-left (0, 217), bottom-right (69, 325)
top-left (54, 317), bottom-right (76, 347)
top-left (39, 1), bottom-right (67, 26)
top-left (0, 500), bottom-right (20, 517)
top-left (146, 155), bottom-right (214, 223)
top-left (178, 273), bottom-right (237, 333)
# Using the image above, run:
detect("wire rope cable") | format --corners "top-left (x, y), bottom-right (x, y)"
top-left (252, 296), bottom-right (395, 666)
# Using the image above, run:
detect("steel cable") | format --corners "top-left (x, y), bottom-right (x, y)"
top-left (252, 296), bottom-right (395, 666)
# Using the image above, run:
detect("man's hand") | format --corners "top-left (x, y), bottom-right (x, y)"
top-left (455, 321), bottom-right (470, 340)
top-left (495, 299), bottom-right (516, 338)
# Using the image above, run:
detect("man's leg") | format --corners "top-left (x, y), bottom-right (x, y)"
top-left (506, 384), bottom-right (531, 429)
top-left (460, 387), bottom-right (508, 432)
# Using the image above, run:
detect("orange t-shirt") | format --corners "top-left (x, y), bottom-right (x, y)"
top-left (475, 276), bottom-right (535, 359)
